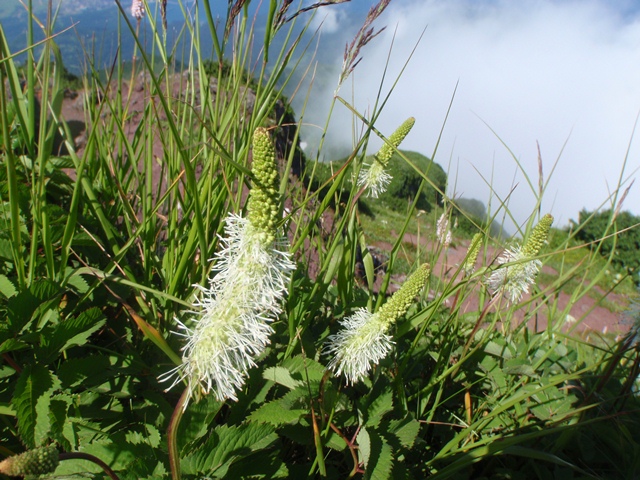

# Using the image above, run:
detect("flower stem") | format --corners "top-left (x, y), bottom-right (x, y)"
top-left (168, 388), bottom-right (189, 480)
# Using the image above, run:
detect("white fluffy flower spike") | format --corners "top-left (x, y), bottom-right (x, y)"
top-left (326, 263), bottom-right (430, 384)
top-left (487, 214), bottom-right (553, 303)
top-left (436, 213), bottom-right (452, 249)
top-left (161, 128), bottom-right (295, 405)
top-left (358, 117), bottom-right (415, 197)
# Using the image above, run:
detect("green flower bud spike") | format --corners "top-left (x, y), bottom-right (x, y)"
top-left (522, 213), bottom-right (553, 258)
top-left (487, 214), bottom-right (554, 303)
top-left (0, 446), bottom-right (59, 477)
top-left (463, 233), bottom-right (483, 276)
top-left (375, 117), bottom-right (416, 166)
top-left (377, 262), bottom-right (429, 324)
top-left (326, 263), bottom-right (430, 384)
top-left (358, 117), bottom-right (416, 197)
top-left (247, 127), bottom-right (280, 244)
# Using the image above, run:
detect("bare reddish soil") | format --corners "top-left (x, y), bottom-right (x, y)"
top-left (398, 234), bottom-right (632, 336)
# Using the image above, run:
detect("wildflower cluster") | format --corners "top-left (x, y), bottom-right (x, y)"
top-left (487, 214), bottom-right (553, 303)
top-left (358, 117), bottom-right (415, 197)
top-left (163, 128), bottom-right (295, 405)
top-left (326, 263), bottom-right (430, 384)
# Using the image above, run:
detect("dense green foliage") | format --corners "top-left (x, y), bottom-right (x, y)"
top-left (374, 150), bottom-right (447, 212)
top-left (1, 1), bottom-right (640, 479)
top-left (574, 209), bottom-right (640, 283)
top-left (453, 197), bottom-right (506, 239)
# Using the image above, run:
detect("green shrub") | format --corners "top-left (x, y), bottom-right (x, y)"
top-left (452, 197), bottom-right (506, 238)
top-left (574, 209), bottom-right (640, 282)
top-left (370, 150), bottom-right (446, 212)
top-left (306, 150), bottom-right (447, 213)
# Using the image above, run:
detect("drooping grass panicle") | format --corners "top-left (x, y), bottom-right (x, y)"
top-left (358, 116), bottom-right (415, 197)
top-left (487, 214), bottom-right (553, 303)
top-left (160, 0), bottom-right (168, 30)
top-left (275, 0), bottom-right (351, 29)
top-left (326, 263), bottom-right (430, 384)
top-left (161, 128), bottom-right (295, 405)
top-left (225, 0), bottom-right (250, 43)
top-left (338, 0), bottom-right (392, 88)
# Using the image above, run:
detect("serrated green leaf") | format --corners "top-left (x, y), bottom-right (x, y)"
top-left (6, 280), bottom-right (61, 334)
top-left (6, 290), bottom-right (39, 334)
top-left (35, 371), bottom-right (61, 445)
top-left (150, 461), bottom-right (169, 479)
top-left (39, 307), bottom-right (106, 363)
top-left (364, 389), bottom-right (393, 427)
top-left (0, 402), bottom-right (16, 415)
top-left (485, 339), bottom-right (514, 359)
top-left (388, 416), bottom-right (420, 449)
top-left (325, 429), bottom-right (348, 451)
top-left (225, 450), bottom-right (289, 478)
top-left (263, 366), bottom-right (302, 390)
top-left (0, 365), bottom-right (16, 379)
top-left (29, 278), bottom-right (63, 302)
top-left (0, 274), bottom-right (17, 298)
top-left (249, 399), bottom-right (306, 426)
top-left (357, 426), bottom-right (371, 468)
top-left (277, 386), bottom-right (311, 410)
top-left (0, 238), bottom-right (13, 260)
top-left (178, 395), bottom-right (224, 453)
top-left (530, 385), bottom-right (576, 422)
top-left (0, 338), bottom-right (28, 354)
top-left (66, 271), bottom-right (90, 294)
top-left (503, 359), bottom-right (538, 377)
top-left (127, 430), bottom-right (147, 445)
top-left (49, 396), bottom-right (73, 451)
top-left (364, 429), bottom-right (394, 480)
top-left (281, 355), bottom-right (327, 382)
top-left (12, 364), bottom-right (55, 447)
top-left (145, 424), bottom-right (161, 448)
top-left (181, 423), bottom-right (277, 477)
top-left (51, 437), bottom-right (138, 476)
top-left (57, 355), bottom-right (111, 388)
top-left (60, 307), bottom-right (106, 350)
top-left (124, 424), bottom-right (161, 449)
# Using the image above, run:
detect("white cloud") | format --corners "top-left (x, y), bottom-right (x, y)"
top-left (296, 0), bottom-right (640, 230)
top-left (308, 7), bottom-right (345, 34)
